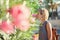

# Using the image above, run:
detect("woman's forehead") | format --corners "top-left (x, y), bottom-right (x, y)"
top-left (38, 10), bottom-right (44, 15)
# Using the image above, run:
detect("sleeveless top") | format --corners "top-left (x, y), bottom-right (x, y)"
top-left (39, 21), bottom-right (48, 40)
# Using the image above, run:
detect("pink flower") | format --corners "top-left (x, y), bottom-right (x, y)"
top-left (8, 7), bottom-right (22, 18)
top-left (32, 14), bottom-right (37, 17)
top-left (8, 4), bottom-right (30, 19)
top-left (8, 4), bottom-right (30, 31)
top-left (13, 18), bottom-right (30, 31)
top-left (0, 21), bottom-right (14, 34)
top-left (17, 20), bottom-right (30, 31)
top-left (20, 5), bottom-right (30, 19)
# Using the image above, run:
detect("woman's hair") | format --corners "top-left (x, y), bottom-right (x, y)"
top-left (38, 8), bottom-right (49, 20)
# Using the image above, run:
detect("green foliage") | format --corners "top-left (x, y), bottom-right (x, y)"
top-left (0, 0), bottom-right (40, 40)
top-left (26, 0), bottom-right (40, 13)
top-left (9, 0), bottom-right (40, 13)
top-left (0, 0), bottom-right (6, 19)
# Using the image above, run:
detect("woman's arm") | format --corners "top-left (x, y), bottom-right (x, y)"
top-left (46, 22), bottom-right (52, 40)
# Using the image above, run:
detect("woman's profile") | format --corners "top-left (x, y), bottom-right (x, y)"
top-left (33, 8), bottom-right (52, 40)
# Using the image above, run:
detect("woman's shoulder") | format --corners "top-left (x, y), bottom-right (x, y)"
top-left (46, 20), bottom-right (51, 25)
top-left (46, 20), bottom-right (52, 29)
top-left (44, 20), bottom-right (52, 28)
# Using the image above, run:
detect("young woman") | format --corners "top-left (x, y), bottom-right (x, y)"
top-left (33, 8), bottom-right (52, 40)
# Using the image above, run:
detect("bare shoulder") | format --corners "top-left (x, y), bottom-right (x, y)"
top-left (47, 21), bottom-right (52, 27)
top-left (46, 21), bottom-right (52, 29)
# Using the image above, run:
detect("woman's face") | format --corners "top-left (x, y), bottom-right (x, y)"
top-left (36, 11), bottom-right (46, 20)
top-left (35, 9), bottom-right (49, 21)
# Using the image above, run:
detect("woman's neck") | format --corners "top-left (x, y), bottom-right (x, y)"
top-left (40, 19), bottom-right (47, 23)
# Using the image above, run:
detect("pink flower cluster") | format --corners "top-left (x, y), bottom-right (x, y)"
top-left (0, 4), bottom-right (30, 34)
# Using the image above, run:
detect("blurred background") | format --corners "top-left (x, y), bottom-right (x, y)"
top-left (0, 0), bottom-right (60, 40)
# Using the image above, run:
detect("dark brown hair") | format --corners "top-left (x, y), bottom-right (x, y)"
top-left (38, 8), bottom-right (45, 15)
